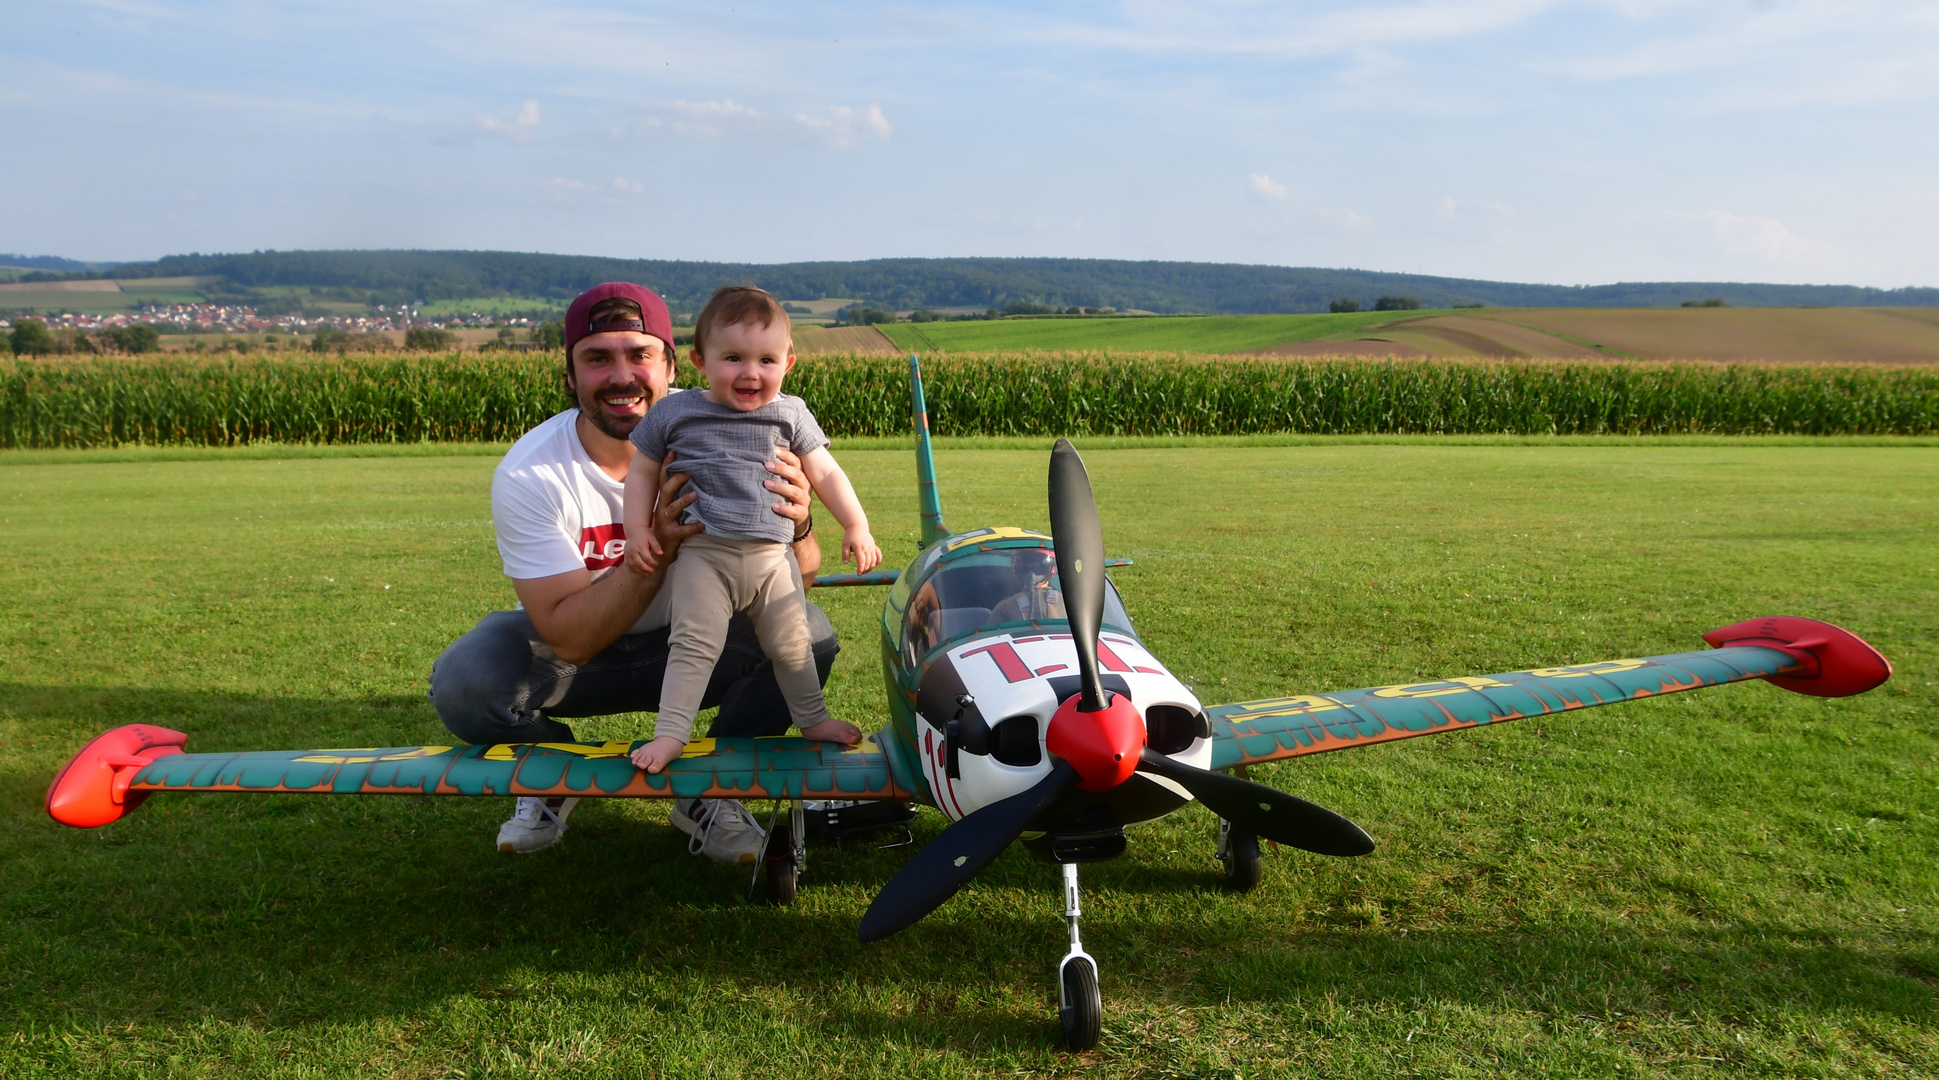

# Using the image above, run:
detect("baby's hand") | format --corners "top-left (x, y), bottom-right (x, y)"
top-left (843, 529), bottom-right (882, 573)
top-left (623, 536), bottom-right (661, 576)
top-left (629, 735), bottom-right (687, 774)
top-left (800, 718), bottom-right (863, 745)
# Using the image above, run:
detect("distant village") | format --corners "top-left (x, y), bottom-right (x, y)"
top-left (0, 303), bottom-right (538, 336)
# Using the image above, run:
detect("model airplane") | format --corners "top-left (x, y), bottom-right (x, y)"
top-left (47, 356), bottom-right (1893, 1050)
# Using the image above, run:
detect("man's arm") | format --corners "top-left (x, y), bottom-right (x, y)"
top-left (515, 474), bottom-right (700, 666)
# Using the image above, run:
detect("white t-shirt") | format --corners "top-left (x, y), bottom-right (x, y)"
top-left (491, 408), bottom-right (672, 633)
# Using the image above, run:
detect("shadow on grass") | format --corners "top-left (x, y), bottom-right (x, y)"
top-left (4, 683), bottom-right (1936, 1051)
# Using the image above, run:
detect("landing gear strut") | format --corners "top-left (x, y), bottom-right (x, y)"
top-left (753, 801), bottom-right (806, 905)
top-left (1057, 862), bottom-right (1102, 1050)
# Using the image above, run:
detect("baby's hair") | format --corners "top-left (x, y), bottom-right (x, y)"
top-left (694, 285), bottom-right (789, 356)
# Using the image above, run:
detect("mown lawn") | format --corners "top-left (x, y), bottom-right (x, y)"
top-left (1, 440), bottom-right (1934, 1078)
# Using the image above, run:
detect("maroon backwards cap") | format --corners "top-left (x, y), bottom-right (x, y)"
top-left (563, 282), bottom-right (674, 359)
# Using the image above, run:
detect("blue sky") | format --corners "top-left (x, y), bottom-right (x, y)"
top-left (5, 1), bottom-right (1936, 287)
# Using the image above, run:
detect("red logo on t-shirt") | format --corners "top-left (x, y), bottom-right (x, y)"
top-left (579, 523), bottom-right (627, 570)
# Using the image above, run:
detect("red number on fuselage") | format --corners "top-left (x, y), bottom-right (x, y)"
top-left (962, 641), bottom-right (1033, 683)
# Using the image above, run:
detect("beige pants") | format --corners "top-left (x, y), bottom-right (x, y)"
top-left (655, 533), bottom-right (828, 743)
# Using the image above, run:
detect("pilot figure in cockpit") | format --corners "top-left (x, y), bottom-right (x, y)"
top-left (990, 548), bottom-right (1066, 624)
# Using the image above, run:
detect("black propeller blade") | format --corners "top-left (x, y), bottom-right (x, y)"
top-left (858, 762), bottom-right (1078, 943)
top-left (1137, 748), bottom-right (1374, 856)
top-left (1049, 438), bottom-right (1108, 711)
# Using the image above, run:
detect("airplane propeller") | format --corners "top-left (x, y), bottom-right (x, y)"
top-left (859, 439), bottom-right (1371, 943)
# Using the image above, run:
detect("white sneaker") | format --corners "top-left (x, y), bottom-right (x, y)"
top-left (669, 798), bottom-right (767, 866)
top-left (497, 796), bottom-right (579, 854)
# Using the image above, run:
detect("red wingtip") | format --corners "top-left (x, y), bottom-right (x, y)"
top-left (45, 725), bottom-right (188, 828)
top-left (1703, 616), bottom-right (1892, 698)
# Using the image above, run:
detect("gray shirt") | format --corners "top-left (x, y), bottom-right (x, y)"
top-left (630, 390), bottom-right (830, 543)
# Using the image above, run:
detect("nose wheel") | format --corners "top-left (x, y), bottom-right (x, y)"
top-left (1056, 862), bottom-right (1102, 1050)
top-left (1216, 817), bottom-right (1263, 893)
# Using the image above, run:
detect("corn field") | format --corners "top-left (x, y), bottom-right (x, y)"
top-left (4, 351), bottom-right (1935, 449)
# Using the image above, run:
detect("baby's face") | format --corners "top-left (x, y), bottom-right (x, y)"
top-left (694, 318), bottom-right (795, 412)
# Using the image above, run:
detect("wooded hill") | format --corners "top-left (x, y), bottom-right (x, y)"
top-left (47, 250), bottom-right (1939, 314)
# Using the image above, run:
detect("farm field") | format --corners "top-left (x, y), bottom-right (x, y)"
top-left (415, 296), bottom-right (565, 318)
top-left (793, 324), bottom-right (899, 355)
top-left (878, 308), bottom-right (1939, 365)
top-left (0, 277), bottom-right (140, 315)
top-left (2, 440), bottom-right (1934, 1078)
top-left (1452, 307), bottom-right (1939, 364)
top-left (0, 276), bottom-right (221, 315)
top-left (880, 312), bottom-right (1401, 353)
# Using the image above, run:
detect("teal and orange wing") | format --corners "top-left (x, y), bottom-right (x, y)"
top-left (51, 731), bottom-right (921, 827)
top-left (1206, 617), bottom-right (1892, 772)
top-left (810, 570), bottom-right (902, 587)
top-left (811, 559), bottom-right (1128, 589)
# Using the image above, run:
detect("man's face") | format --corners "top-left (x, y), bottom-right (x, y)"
top-left (567, 331), bottom-right (673, 439)
top-left (693, 318), bottom-right (795, 412)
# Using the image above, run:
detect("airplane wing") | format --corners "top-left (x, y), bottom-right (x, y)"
top-left (811, 570), bottom-right (902, 587)
top-left (1204, 617), bottom-right (1890, 772)
top-left (48, 729), bottom-right (922, 828)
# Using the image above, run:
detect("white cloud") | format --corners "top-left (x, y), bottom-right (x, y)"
top-left (1249, 172), bottom-right (1288, 201)
top-left (613, 176), bottom-right (644, 194)
top-left (1695, 210), bottom-right (1873, 272)
top-left (1320, 207), bottom-right (1372, 232)
top-left (475, 99), bottom-right (540, 141)
top-left (1538, 0), bottom-right (1939, 109)
top-left (643, 98), bottom-right (892, 148)
top-left (795, 103), bottom-right (892, 147)
top-left (1435, 195), bottom-right (1520, 243)
top-left (1024, 0), bottom-right (1559, 61)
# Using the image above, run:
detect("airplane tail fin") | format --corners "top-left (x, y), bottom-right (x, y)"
top-left (910, 354), bottom-right (948, 546)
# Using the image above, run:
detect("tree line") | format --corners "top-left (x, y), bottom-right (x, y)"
top-left (92, 251), bottom-right (1939, 316)
top-left (5, 320), bottom-right (161, 356)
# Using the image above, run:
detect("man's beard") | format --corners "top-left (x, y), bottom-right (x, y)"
top-left (577, 379), bottom-right (654, 440)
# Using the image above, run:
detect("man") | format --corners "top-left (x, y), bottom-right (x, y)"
top-left (429, 282), bottom-right (838, 864)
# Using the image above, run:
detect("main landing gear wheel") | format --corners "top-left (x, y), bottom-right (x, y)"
top-left (1056, 862), bottom-right (1103, 1051)
top-left (1217, 817), bottom-right (1263, 893)
top-left (757, 802), bottom-right (805, 906)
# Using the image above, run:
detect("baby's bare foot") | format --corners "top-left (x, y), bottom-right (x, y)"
top-left (800, 718), bottom-right (863, 745)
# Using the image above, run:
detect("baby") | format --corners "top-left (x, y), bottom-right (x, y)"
top-left (623, 285), bottom-right (881, 775)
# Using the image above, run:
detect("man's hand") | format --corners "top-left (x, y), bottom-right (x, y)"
top-left (843, 528), bottom-right (882, 573)
top-left (630, 735), bottom-right (687, 774)
top-left (763, 447), bottom-right (813, 527)
top-left (639, 466), bottom-right (702, 575)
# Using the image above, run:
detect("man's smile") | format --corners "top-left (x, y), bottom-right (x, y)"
top-left (598, 387), bottom-right (648, 412)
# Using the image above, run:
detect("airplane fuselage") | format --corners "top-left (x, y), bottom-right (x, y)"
top-left (873, 527), bottom-right (1213, 855)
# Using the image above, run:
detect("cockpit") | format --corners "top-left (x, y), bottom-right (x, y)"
top-left (902, 545), bottom-right (1136, 663)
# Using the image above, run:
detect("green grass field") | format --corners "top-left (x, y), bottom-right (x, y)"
top-left (0, 291), bottom-right (141, 315)
top-left (879, 313), bottom-right (1404, 353)
top-left (2, 441), bottom-right (1934, 1078)
top-left (415, 297), bottom-right (565, 318)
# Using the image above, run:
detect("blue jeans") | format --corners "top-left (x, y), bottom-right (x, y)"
top-left (428, 604), bottom-right (839, 745)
